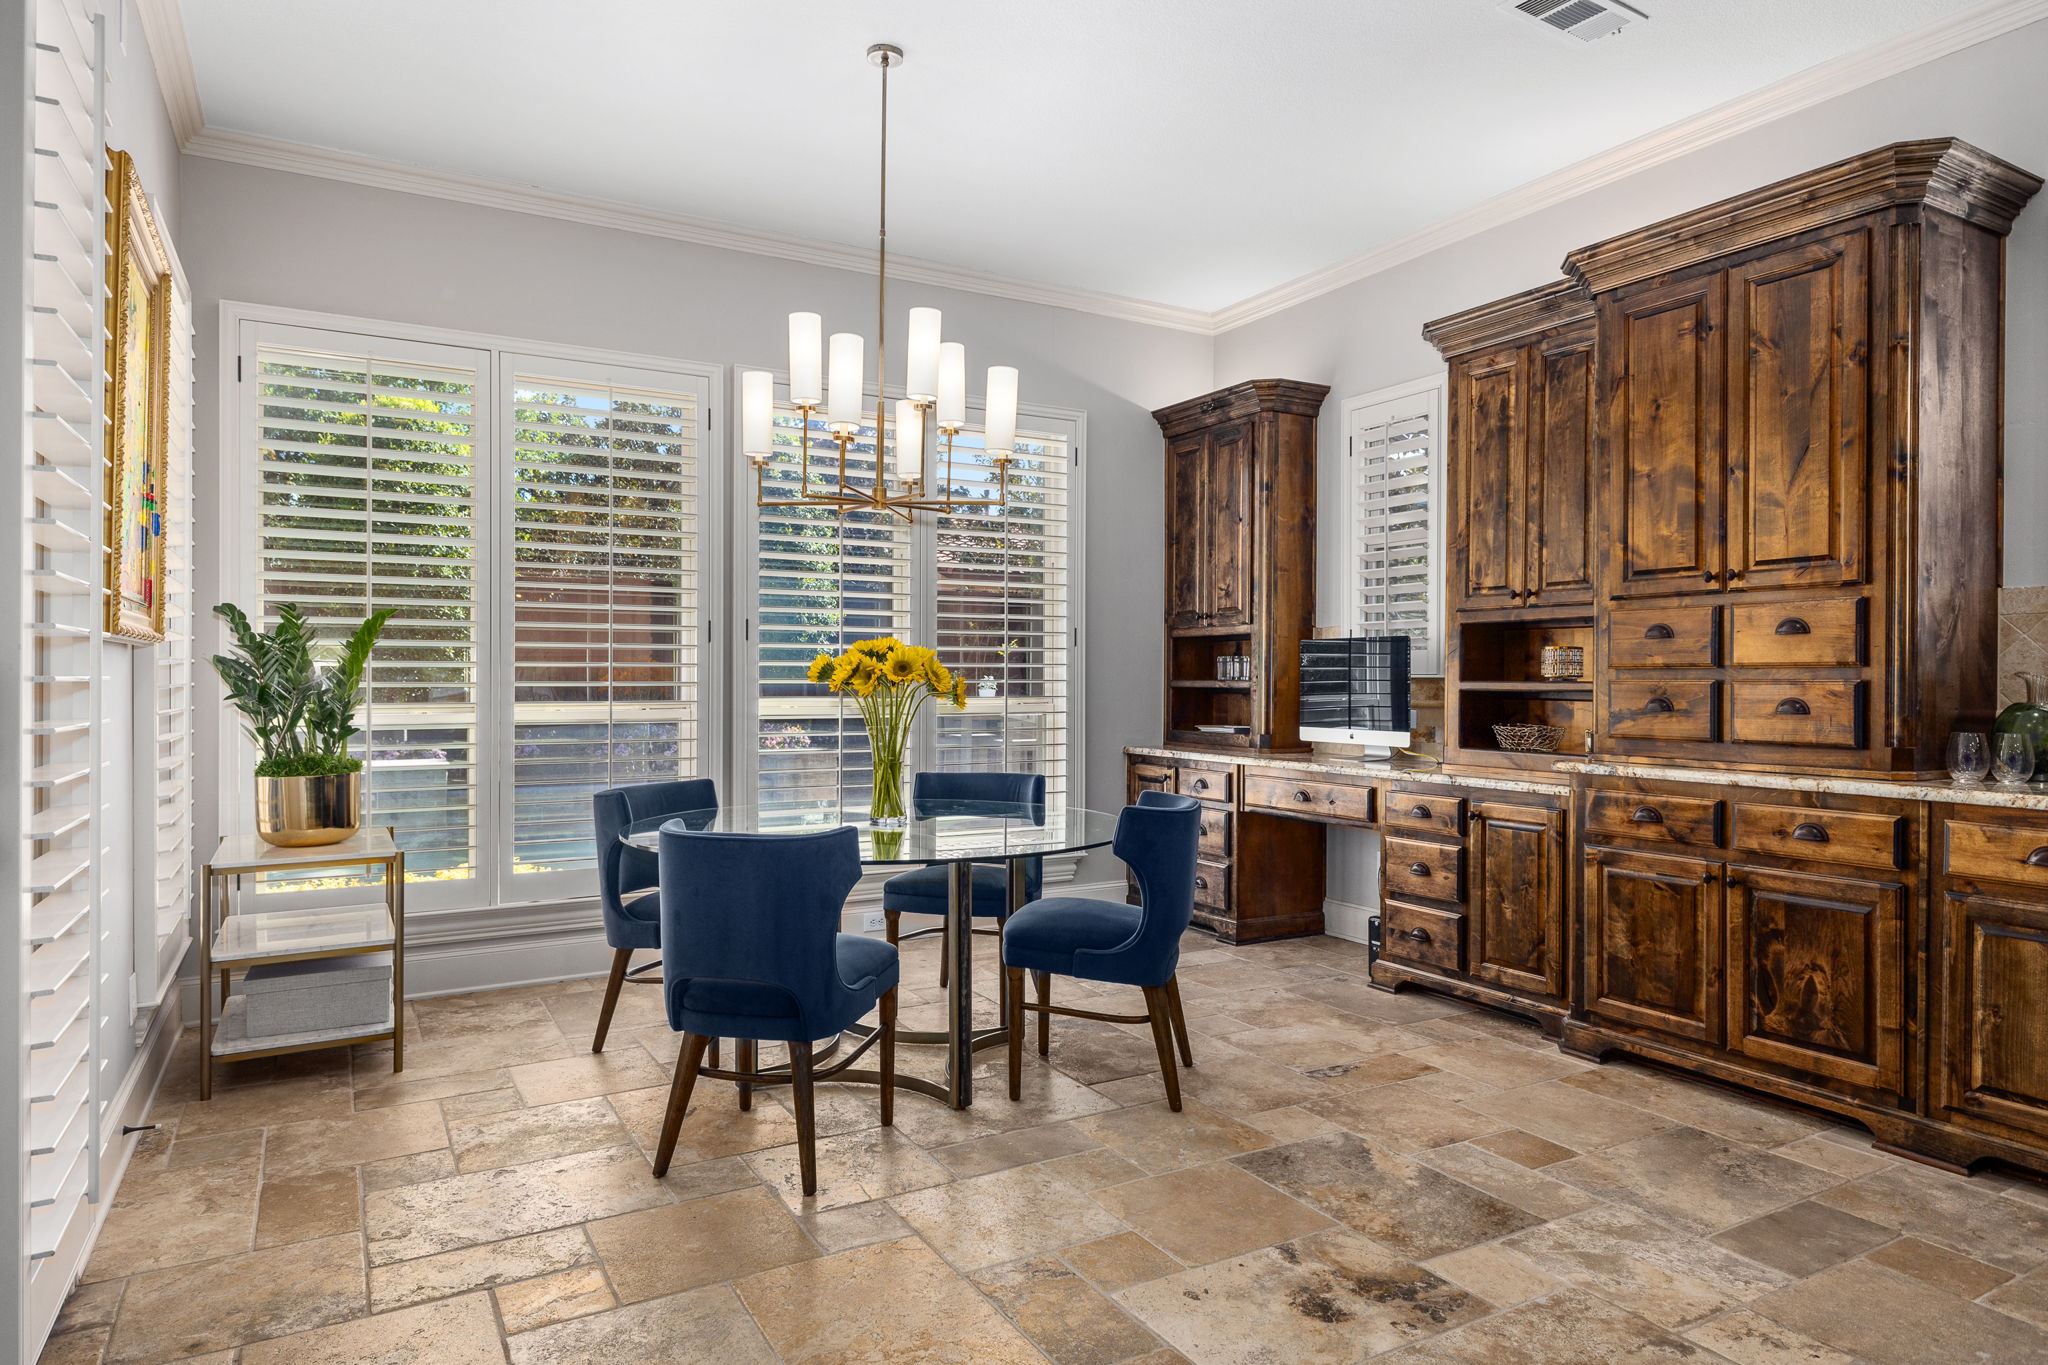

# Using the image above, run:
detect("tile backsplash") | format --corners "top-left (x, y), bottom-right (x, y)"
top-left (1999, 586), bottom-right (2048, 710)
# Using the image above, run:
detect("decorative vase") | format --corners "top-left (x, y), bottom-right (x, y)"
top-left (1994, 672), bottom-right (2048, 778)
top-left (254, 772), bottom-right (361, 847)
top-left (868, 743), bottom-right (907, 828)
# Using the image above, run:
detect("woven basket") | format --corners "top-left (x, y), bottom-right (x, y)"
top-left (1492, 723), bottom-right (1563, 753)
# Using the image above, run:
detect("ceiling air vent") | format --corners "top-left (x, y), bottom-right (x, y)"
top-left (1502, 0), bottom-right (1646, 43)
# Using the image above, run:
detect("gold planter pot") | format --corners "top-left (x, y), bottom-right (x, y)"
top-left (255, 771), bottom-right (361, 847)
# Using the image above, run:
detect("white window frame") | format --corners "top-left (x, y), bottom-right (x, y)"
top-left (727, 367), bottom-right (1086, 818)
top-left (217, 302), bottom-right (725, 917)
top-left (1342, 373), bottom-right (1446, 678)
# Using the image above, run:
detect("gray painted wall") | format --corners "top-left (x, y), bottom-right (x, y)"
top-left (175, 155), bottom-right (1214, 914)
top-left (1213, 20), bottom-right (2048, 906)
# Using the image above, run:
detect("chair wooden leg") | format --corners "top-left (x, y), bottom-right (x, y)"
top-left (1006, 966), bottom-right (1025, 1101)
top-left (1143, 986), bottom-right (1183, 1112)
top-left (790, 1038), bottom-right (818, 1197)
top-left (651, 1032), bottom-right (709, 1176)
top-left (885, 910), bottom-right (899, 947)
top-left (1165, 975), bottom-right (1194, 1067)
top-left (737, 1039), bottom-right (757, 1112)
top-left (591, 948), bottom-right (631, 1053)
top-left (1032, 971), bottom-right (1051, 1057)
top-left (879, 987), bottom-right (898, 1128)
top-left (706, 1037), bottom-right (719, 1069)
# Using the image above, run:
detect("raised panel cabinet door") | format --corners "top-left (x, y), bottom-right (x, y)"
top-left (1451, 345), bottom-right (1525, 611)
top-left (1602, 273), bottom-right (1728, 598)
top-left (1726, 229), bottom-right (1871, 590)
top-left (1202, 423), bottom-right (1255, 629)
top-left (1470, 800), bottom-right (1565, 997)
top-left (1165, 435), bottom-right (1207, 629)
top-left (1939, 890), bottom-right (2048, 1143)
top-left (1582, 845), bottom-right (1724, 1045)
top-left (1527, 333), bottom-right (1597, 606)
top-left (1725, 865), bottom-right (1904, 1095)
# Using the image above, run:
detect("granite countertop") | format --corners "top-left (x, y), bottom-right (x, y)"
top-left (1557, 760), bottom-right (2048, 812)
top-left (1123, 746), bottom-right (1572, 797)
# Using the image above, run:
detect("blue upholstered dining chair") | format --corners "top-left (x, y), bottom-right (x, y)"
top-left (650, 824), bottom-right (899, 1197)
top-left (881, 770), bottom-right (1045, 987)
top-left (590, 778), bottom-right (718, 1053)
top-left (1002, 790), bottom-right (1200, 1110)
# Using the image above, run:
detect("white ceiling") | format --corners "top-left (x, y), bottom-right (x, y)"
top-left (176, 0), bottom-right (1988, 314)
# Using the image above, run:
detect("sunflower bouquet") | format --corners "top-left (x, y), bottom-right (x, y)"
top-left (807, 637), bottom-right (968, 825)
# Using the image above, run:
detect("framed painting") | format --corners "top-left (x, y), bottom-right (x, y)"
top-left (105, 149), bottom-right (174, 644)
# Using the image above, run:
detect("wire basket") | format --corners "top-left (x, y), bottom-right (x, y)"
top-left (1492, 723), bottom-right (1564, 753)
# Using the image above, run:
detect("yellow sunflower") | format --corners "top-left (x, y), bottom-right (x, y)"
top-left (847, 659), bottom-right (882, 696)
top-left (882, 650), bottom-right (921, 683)
top-left (950, 676), bottom-right (967, 708)
top-left (806, 652), bottom-right (835, 684)
top-left (829, 653), bottom-right (862, 688)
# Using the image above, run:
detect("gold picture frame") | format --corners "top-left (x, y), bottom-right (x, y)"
top-left (105, 148), bottom-right (173, 644)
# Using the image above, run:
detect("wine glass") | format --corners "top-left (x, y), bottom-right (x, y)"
top-left (1947, 732), bottom-right (1991, 784)
top-left (1993, 733), bottom-right (2035, 786)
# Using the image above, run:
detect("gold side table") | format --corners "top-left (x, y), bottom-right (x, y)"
top-left (198, 827), bottom-right (405, 1099)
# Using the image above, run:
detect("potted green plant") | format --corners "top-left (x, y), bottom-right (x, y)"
top-left (210, 602), bottom-right (393, 847)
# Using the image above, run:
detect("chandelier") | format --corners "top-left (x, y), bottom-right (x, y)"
top-left (739, 42), bottom-right (1023, 521)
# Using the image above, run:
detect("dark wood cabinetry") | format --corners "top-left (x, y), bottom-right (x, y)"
top-left (1469, 797), bottom-right (1567, 998)
top-left (1582, 845), bottom-right (1723, 1045)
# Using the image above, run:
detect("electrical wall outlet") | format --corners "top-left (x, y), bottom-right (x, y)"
top-left (860, 910), bottom-right (886, 933)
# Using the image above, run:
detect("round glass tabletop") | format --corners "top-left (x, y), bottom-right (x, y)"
top-left (620, 800), bottom-right (1121, 866)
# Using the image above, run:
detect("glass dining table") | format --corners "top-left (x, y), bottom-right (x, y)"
top-left (621, 799), bottom-right (1122, 1108)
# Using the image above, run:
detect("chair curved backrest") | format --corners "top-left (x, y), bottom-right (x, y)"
top-left (911, 769), bottom-right (1046, 820)
top-left (1108, 790), bottom-right (1202, 974)
top-left (657, 825), bottom-right (862, 1039)
top-left (593, 778), bottom-right (718, 938)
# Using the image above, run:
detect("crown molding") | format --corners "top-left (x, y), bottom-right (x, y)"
top-left (132, 0), bottom-right (203, 147)
top-left (180, 127), bottom-right (1219, 334)
top-left (1208, 0), bottom-right (2048, 334)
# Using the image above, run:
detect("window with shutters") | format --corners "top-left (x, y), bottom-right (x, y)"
top-left (1345, 378), bottom-right (1444, 677)
top-left (229, 319), bottom-right (716, 912)
top-left (743, 396), bottom-right (1078, 814)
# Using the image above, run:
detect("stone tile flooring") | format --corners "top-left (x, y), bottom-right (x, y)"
top-left (43, 931), bottom-right (2048, 1364)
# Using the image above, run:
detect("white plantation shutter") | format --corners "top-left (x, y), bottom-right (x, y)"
top-left (932, 432), bottom-right (1072, 800)
top-left (1349, 384), bottom-right (1443, 676)
top-left (508, 362), bottom-right (706, 891)
top-left (752, 406), bottom-right (914, 815)
top-left (251, 336), bottom-right (487, 900)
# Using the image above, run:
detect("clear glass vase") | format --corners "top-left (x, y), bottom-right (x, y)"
top-left (869, 743), bottom-right (907, 828)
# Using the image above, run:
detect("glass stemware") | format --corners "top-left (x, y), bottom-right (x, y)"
top-left (1993, 732), bottom-right (2035, 786)
top-left (1947, 732), bottom-right (1991, 784)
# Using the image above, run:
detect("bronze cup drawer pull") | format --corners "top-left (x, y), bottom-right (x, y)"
top-left (1644, 696), bottom-right (1675, 713)
top-left (2025, 848), bottom-right (2048, 869)
top-left (1407, 803), bottom-right (1433, 818)
top-left (1786, 821), bottom-right (1830, 843)
top-left (1643, 623), bottom-right (1676, 640)
top-left (1774, 617), bottom-right (1812, 635)
top-left (1630, 806), bottom-right (1664, 824)
top-left (1189, 777), bottom-right (1209, 792)
top-left (1193, 874), bottom-right (1210, 890)
top-left (1400, 926), bottom-right (1432, 944)
top-left (1407, 861), bottom-right (1431, 877)
top-left (1774, 697), bottom-right (1811, 716)
top-left (1294, 789), bottom-right (1313, 802)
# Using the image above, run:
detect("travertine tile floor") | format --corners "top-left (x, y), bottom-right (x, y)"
top-left (44, 930), bottom-right (2048, 1364)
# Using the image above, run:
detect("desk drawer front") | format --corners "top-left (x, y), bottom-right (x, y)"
top-left (1381, 900), bottom-right (1463, 971)
top-left (1193, 860), bottom-right (1231, 911)
top-left (1384, 835), bottom-right (1465, 903)
top-left (1245, 773), bottom-right (1375, 824)
top-left (1728, 681), bottom-right (1863, 748)
top-left (1386, 791), bottom-right (1465, 836)
top-left (1729, 596), bottom-right (1864, 668)
top-left (1730, 801), bottom-right (1904, 870)
top-left (1945, 819), bottom-right (2048, 890)
top-left (1177, 767), bottom-right (1233, 804)
top-left (1610, 604), bottom-right (1717, 669)
top-left (1197, 805), bottom-right (1232, 859)
top-left (1608, 681), bottom-right (1719, 741)
top-left (1584, 789), bottom-right (1724, 847)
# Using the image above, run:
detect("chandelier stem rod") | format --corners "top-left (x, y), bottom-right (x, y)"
top-left (874, 49), bottom-right (890, 500)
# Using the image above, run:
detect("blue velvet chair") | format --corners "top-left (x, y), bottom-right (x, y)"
top-left (881, 771), bottom-right (1045, 988)
top-left (590, 778), bottom-right (718, 1053)
top-left (650, 824), bottom-right (899, 1196)
top-left (1002, 791), bottom-right (1199, 1110)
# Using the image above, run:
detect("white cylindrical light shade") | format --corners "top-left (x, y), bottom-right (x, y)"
top-left (905, 307), bottom-right (942, 402)
top-left (827, 332), bottom-right (864, 427)
top-left (895, 399), bottom-right (924, 481)
top-left (984, 365), bottom-right (1019, 458)
top-left (788, 312), bottom-right (823, 406)
top-left (741, 370), bottom-right (774, 461)
top-left (937, 342), bottom-right (967, 429)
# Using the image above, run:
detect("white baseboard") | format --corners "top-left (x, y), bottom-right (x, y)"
top-left (1321, 898), bottom-right (1376, 946)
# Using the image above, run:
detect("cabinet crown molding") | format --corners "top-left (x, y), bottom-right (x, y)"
top-left (1153, 378), bottom-right (1332, 435)
top-left (1422, 280), bottom-right (1595, 360)
top-left (1563, 137), bottom-right (2043, 295)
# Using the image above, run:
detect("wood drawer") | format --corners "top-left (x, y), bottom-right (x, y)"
top-left (1609, 604), bottom-right (1717, 669)
top-left (1197, 805), bottom-right (1232, 859)
top-left (1945, 818), bottom-right (2048, 891)
top-left (1385, 790), bottom-right (1465, 836)
top-left (1584, 789), bottom-right (1723, 847)
top-left (1730, 596), bottom-right (1865, 668)
top-left (1244, 772), bottom-right (1375, 825)
top-left (1177, 767), bottom-right (1233, 804)
top-left (1607, 681), bottom-right (1719, 741)
top-left (1384, 835), bottom-right (1464, 904)
top-left (1729, 801), bottom-right (1904, 870)
top-left (1728, 681), bottom-right (1863, 748)
top-left (1380, 900), bottom-right (1463, 972)
top-left (1192, 860), bottom-right (1231, 911)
